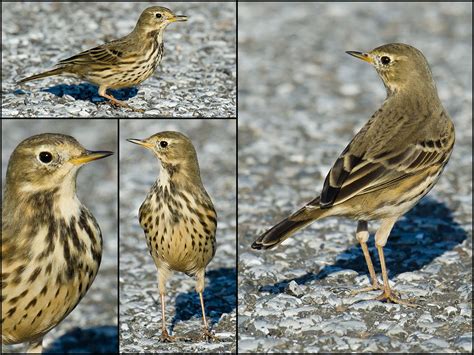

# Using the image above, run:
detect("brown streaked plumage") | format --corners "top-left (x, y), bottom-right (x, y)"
top-left (1, 133), bottom-right (113, 353)
top-left (252, 43), bottom-right (455, 306)
top-left (127, 131), bottom-right (217, 341)
top-left (17, 6), bottom-right (187, 111)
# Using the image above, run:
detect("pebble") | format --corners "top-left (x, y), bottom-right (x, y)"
top-left (444, 306), bottom-right (457, 316)
top-left (286, 280), bottom-right (305, 297)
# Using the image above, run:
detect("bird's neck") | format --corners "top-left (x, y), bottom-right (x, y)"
top-left (384, 82), bottom-right (443, 117)
top-left (157, 161), bottom-right (203, 190)
top-left (130, 25), bottom-right (166, 43)
top-left (3, 173), bottom-right (80, 228)
top-left (384, 73), bottom-right (439, 100)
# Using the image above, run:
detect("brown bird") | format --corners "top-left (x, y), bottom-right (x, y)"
top-left (252, 43), bottom-right (455, 306)
top-left (17, 6), bottom-right (187, 111)
top-left (1, 133), bottom-right (113, 353)
top-left (127, 131), bottom-right (217, 341)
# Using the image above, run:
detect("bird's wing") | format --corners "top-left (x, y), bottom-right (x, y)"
top-left (315, 115), bottom-right (454, 209)
top-left (57, 39), bottom-right (129, 66)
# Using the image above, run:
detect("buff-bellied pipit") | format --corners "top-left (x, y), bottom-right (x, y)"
top-left (252, 43), bottom-right (455, 306)
top-left (17, 6), bottom-right (187, 112)
top-left (1, 134), bottom-right (113, 352)
top-left (127, 131), bottom-right (217, 341)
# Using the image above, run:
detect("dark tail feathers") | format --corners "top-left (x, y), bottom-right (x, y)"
top-left (17, 68), bottom-right (65, 84)
top-left (252, 196), bottom-right (323, 250)
top-left (251, 216), bottom-right (313, 250)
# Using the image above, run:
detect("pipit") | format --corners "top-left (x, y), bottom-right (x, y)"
top-left (252, 43), bottom-right (455, 306)
top-left (127, 131), bottom-right (217, 341)
top-left (1, 133), bottom-right (113, 353)
top-left (17, 6), bottom-right (187, 112)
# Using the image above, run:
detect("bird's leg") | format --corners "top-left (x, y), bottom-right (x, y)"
top-left (374, 218), bottom-right (416, 307)
top-left (199, 291), bottom-right (215, 341)
top-left (98, 86), bottom-right (144, 113)
top-left (159, 293), bottom-right (176, 342)
top-left (158, 270), bottom-right (176, 342)
top-left (196, 271), bottom-right (215, 342)
top-left (351, 220), bottom-right (384, 295)
top-left (26, 338), bottom-right (43, 353)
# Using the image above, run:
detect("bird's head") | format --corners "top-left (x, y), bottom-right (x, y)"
top-left (127, 131), bottom-right (200, 182)
top-left (346, 43), bottom-right (436, 95)
top-left (5, 133), bottom-right (113, 195)
top-left (135, 6), bottom-right (187, 33)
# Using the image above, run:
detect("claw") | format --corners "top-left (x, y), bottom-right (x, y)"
top-left (374, 289), bottom-right (417, 307)
top-left (160, 329), bottom-right (176, 343)
top-left (201, 327), bottom-right (217, 342)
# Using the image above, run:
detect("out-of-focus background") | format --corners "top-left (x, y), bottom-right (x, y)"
top-left (238, 2), bottom-right (472, 353)
top-left (2, 2), bottom-right (236, 118)
top-left (119, 119), bottom-right (236, 352)
top-left (1, 119), bottom-right (118, 353)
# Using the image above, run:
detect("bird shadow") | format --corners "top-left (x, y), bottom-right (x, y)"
top-left (19, 83), bottom-right (139, 103)
top-left (42, 325), bottom-right (118, 353)
top-left (170, 267), bottom-right (236, 331)
top-left (258, 197), bottom-right (467, 294)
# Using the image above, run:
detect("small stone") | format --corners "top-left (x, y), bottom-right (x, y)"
top-left (444, 306), bottom-right (457, 316)
top-left (286, 280), bottom-right (304, 297)
top-left (144, 109), bottom-right (162, 116)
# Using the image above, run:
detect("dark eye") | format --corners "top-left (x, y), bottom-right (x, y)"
top-left (159, 141), bottom-right (168, 148)
top-left (155, 13), bottom-right (162, 19)
top-left (381, 56), bottom-right (391, 65)
top-left (38, 151), bottom-right (53, 164)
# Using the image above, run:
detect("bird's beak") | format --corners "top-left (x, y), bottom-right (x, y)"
top-left (169, 15), bottom-right (188, 22)
top-left (346, 51), bottom-right (373, 64)
top-left (69, 150), bottom-right (113, 165)
top-left (127, 138), bottom-right (154, 149)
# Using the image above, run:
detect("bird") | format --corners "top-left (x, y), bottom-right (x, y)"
top-left (17, 6), bottom-right (187, 111)
top-left (127, 131), bottom-right (217, 341)
top-left (252, 43), bottom-right (455, 306)
top-left (1, 133), bottom-right (113, 353)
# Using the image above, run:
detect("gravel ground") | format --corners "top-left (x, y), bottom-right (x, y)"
top-left (1, 120), bottom-right (118, 353)
top-left (238, 2), bottom-right (472, 353)
top-left (2, 2), bottom-right (236, 118)
top-left (119, 119), bottom-right (237, 352)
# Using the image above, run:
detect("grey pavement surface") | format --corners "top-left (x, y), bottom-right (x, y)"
top-left (2, 2), bottom-right (236, 118)
top-left (238, 2), bottom-right (472, 353)
top-left (119, 119), bottom-right (236, 352)
top-left (1, 120), bottom-right (118, 353)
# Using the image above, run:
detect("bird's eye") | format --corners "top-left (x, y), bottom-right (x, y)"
top-left (156, 13), bottom-right (162, 19)
top-left (159, 141), bottom-right (168, 148)
top-left (381, 56), bottom-right (391, 65)
top-left (38, 151), bottom-right (53, 164)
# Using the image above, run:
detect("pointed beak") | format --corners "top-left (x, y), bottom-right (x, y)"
top-left (127, 138), bottom-right (154, 149)
top-left (69, 150), bottom-right (113, 165)
top-left (169, 15), bottom-right (188, 23)
top-left (346, 51), bottom-right (373, 64)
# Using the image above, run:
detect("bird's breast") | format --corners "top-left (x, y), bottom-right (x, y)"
top-left (139, 182), bottom-right (216, 274)
top-left (1, 194), bottom-right (102, 344)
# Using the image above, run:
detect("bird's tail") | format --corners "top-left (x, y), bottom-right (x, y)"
top-left (17, 68), bottom-right (65, 84)
top-left (251, 196), bottom-right (324, 250)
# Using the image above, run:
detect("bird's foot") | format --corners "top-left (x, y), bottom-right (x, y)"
top-left (350, 282), bottom-right (384, 295)
top-left (105, 99), bottom-right (144, 113)
top-left (99, 91), bottom-right (144, 112)
top-left (160, 329), bottom-right (177, 343)
top-left (200, 327), bottom-right (217, 342)
top-left (374, 289), bottom-right (417, 307)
